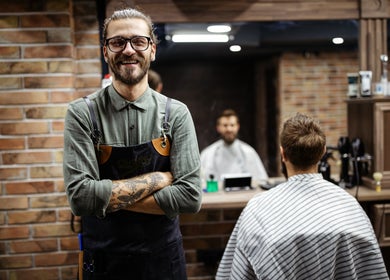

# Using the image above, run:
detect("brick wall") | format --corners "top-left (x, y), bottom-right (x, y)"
top-left (280, 52), bottom-right (359, 147)
top-left (0, 1), bottom-right (360, 280)
top-left (0, 0), bottom-right (101, 279)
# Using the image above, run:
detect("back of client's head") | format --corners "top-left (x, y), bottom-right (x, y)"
top-left (280, 113), bottom-right (326, 169)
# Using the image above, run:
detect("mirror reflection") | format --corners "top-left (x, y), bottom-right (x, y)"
top-left (154, 20), bottom-right (359, 61)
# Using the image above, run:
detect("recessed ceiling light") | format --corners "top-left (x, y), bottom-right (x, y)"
top-left (171, 34), bottom-right (229, 43)
top-left (207, 25), bottom-right (231, 33)
top-left (332, 37), bottom-right (344, 44)
top-left (229, 45), bottom-right (241, 52)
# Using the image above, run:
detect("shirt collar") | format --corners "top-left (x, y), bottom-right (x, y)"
top-left (107, 85), bottom-right (153, 111)
top-left (288, 173), bottom-right (323, 182)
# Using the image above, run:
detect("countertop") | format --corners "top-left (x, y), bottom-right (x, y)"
top-left (201, 180), bottom-right (390, 210)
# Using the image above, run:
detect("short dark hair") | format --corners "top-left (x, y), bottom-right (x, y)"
top-left (280, 113), bottom-right (326, 169)
top-left (217, 109), bottom-right (240, 125)
top-left (148, 69), bottom-right (162, 91)
top-left (102, 8), bottom-right (159, 44)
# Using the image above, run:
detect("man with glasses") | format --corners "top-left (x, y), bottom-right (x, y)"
top-left (63, 7), bottom-right (201, 279)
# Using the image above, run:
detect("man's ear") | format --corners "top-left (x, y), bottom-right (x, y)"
top-left (280, 146), bottom-right (286, 162)
top-left (103, 46), bottom-right (108, 63)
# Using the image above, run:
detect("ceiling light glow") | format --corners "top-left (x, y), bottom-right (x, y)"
top-left (229, 45), bottom-right (241, 52)
top-left (171, 34), bottom-right (229, 43)
top-left (207, 25), bottom-right (231, 33)
top-left (332, 37), bottom-right (344, 44)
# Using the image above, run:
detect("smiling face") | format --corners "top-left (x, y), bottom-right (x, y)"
top-left (103, 18), bottom-right (156, 87)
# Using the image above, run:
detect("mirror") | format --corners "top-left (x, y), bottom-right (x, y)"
top-left (151, 20), bottom-right (358, 176)
top-left (154, 20), bottom-right (359, 61)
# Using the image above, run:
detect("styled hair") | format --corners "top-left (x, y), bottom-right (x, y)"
top-left (217, 109), bottom-right (240, 125)
top-left (102, 8), bottom-right (159, 44)
top-left (280, 113), bottom-right (326, 169)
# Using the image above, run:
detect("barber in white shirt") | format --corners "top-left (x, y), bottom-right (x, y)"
top-left (200, 109), bottom-right (268, 187)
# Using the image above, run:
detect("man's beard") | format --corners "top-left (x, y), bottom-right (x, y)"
top-left (109, 54), bottom-right (151, 85)
top-left (222, 133), bottom-right (237, 145)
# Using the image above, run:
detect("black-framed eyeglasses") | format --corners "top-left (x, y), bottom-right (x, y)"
top-left (105, 36), bottom-right (152, 52)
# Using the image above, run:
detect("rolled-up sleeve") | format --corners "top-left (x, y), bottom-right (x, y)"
top-left (63, 101), bottom-right (112, 217)
top-left (153, 104), bottom-right (202, 219)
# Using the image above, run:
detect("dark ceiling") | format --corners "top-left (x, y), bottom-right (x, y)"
top-left (154, 20), bottom-right (360, 61)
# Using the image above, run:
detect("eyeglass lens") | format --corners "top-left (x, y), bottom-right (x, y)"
top-left (107, 36), bottom-right (150, 52)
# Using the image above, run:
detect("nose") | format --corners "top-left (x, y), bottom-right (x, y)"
top-left (122, 41), bottom-right (136, 54)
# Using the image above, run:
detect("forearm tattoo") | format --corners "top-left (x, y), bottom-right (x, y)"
top-left (107, 173), bottom-right (165, 213)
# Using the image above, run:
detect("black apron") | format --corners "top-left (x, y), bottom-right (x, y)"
top-left (81, 97), bottom-right (186, 280)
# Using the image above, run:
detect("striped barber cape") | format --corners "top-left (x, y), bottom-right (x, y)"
top-left (216, 173), bottom-right (389, 280)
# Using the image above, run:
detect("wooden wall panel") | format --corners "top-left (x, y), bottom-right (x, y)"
top-left (107, 0), bottom-right (361, 23)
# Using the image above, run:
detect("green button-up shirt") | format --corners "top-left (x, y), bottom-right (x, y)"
top-left (63, 85), bottom-right (202, 219)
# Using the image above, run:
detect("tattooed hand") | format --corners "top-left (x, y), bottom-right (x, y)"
top-left (107, 171), bottom-right (173, 213)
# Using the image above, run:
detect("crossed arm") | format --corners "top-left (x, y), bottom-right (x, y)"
top-left (106, 171), bottom-right (173, 215)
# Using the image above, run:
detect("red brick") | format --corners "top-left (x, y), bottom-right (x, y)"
top-left (33, 224), bottom-right (74, 238)
top-left (58, 209), bottom-right (73, 222)
top-left (75, 75), bottom-right (100, 88)
top-left (25, 106), bottom-right (67, 119)
top-left (49, 61), bottom-right (74, 73)
top-left (46, 0), bottom-right (71, 12)
top-left (9, 239), bottom-right (58, 253)
top-left (0, 196), bottom-right (28, 210)
top-left (73, 1), bottom-right (97, 16)
top-left (8, 210), bottom-right (56, 224)
top-left (24, 45), bottom-right (72, 59)
top-left (54, 150), bottom-right (64, 163)
top-left (0, 15), bottom-right (18, 28)
top-left (48, 29), bottom-right (73, 43)
top-left (0, 61), bottom-right (47, 74)
top-left (0, 46), bottom-right (20, 58)
top-left (76, 61), bottom-right (101, 74)
top-left (0, 241), bottom-right (5, 253)
top-left (76, 46), bottom-right (100, 59)
top-left (0, 255), bottom-right (32, 269)
top-left (61, 266), bottom-right (78, 280)
top-left (0, 107), bottom-right (23, 120)
top-left (0, 122), bottom-right (49, 135)
top-left (0, 137), bottom-right (25, 150)
top-left (2, 151), bottom-right (52, 164)
top-left (0, 226), bottom-right (29, 240)
top-left (0, 213), bottom-right (5, 225)
top-left (0, 30), bottom-right (46, 43)
top-left (8, 268), bottom-right (59, 280)
top-left (74, 32), bottom-right (100, 45)
top-left (30, 165), bottom-right (63, 179)
top-left (5, 181), bottom-right (55, 194)
top-left (56, 180), bottom-right (65, 192)
top-left (0, 91), bottom-right (49, 105)
top-left (60, 236), bottom-right (79, 250)
top-left (0, 167), bottom-right (27, 180)
top-left (30, 194), bottom-right (68, 208)
top-left (21, 14), bottom-right (71, 28)
top-left (52, 120), bottom-right (65, 133)
top-left (74, 16), bottom-right (99, 31)
top-left (35, 251), bottom-right (78, 267)
top-left (50, 90), bottom-right (76, 103)
top-left (24, 76), bottom-right (74, 88)
top-left (28, 135), bottom-right (63, 148)
top-left (0, 76), bottom-right (22, 89)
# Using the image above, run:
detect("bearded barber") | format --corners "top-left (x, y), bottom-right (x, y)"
top-left (63, 8), bottom-right (201, 279)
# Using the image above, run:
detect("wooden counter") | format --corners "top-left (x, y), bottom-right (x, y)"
top-left (201, 188), bottom-right (264, 209)
top-left (201, 184), bottom-right (390, 209)
top-left (346, 185), bottom-right (390, 202)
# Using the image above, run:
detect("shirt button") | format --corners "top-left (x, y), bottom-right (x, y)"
top-left (130, 124), bottom-right (135, 129)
